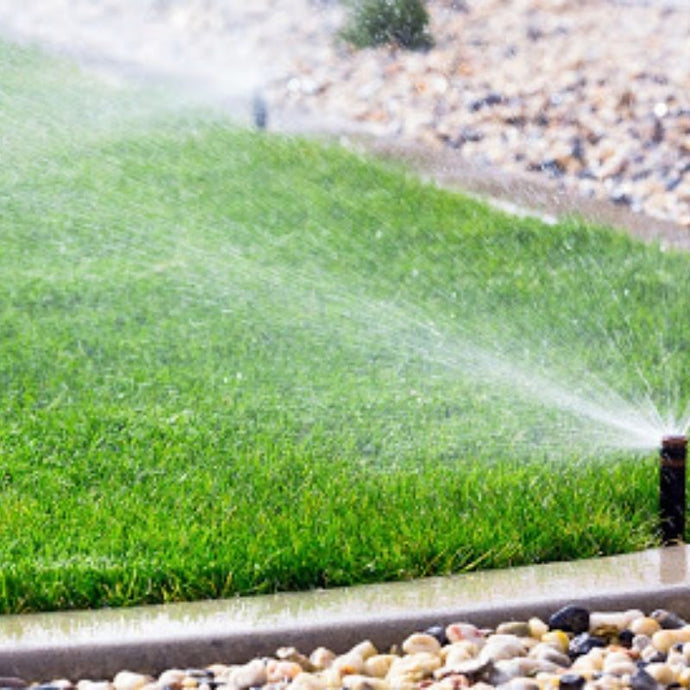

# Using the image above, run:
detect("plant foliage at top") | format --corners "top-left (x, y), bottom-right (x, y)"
top-left (340, 0), bottom-right (433, 50)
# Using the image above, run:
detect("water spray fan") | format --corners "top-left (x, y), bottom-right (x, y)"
top-left (660, 435), bottom-right (687, 544)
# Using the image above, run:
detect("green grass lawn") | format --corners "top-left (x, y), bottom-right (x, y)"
top-left (1, 40), bottom-right (689, 613)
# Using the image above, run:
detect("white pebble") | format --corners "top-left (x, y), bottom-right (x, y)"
top-left (603, 651), bottom-right (632, 668)
top-left (645, 662), bottom-right (677, 685)
top-left (478, 635), bottom-right (525, 663)
top-left (443, 641), bottom-right (479, 666)
top-left (629, 616), bottom-right (661, 636)
top-left (266, 659), bottom-right (303, 682)
top-left (603, 660), bottom-right (637, 676)
top-left (364, 654), bottom-right (397, 678)
top-left (158, 670), bottom-right (186, 687)
top-left (652, 627), bottom-right (690, 654)
top-left (654, 102), bottom-right (669, 118)
top-left (348, 640), bottom-right (379, 661)
top-left (331, 652), bottom-right (365, 677)
top-left (501, 679), bottom-right (539, 690)
top-left (49, 682), bottom-right (74, 690)
top-left (341, 674), bottom-right (389, 690)
top-left (349, 640), bottom-right (378, 661)
top-left (113, 672), bottom-right (152, 690)
top-left (387, 652), bottom-right (441, 684)
top-left (445, 622), bottom-right (484, 644)
top-left (528, 643), bottom-right (570, 667)
top-left (402, 633), bottom-right (442, 656)
top-left (230, 659), bottom-right (267, 690)
top-left (494, 657), bottom-right (558, 681)
top-left (527, 618), bottom-right (548, 639)
top-left (589, 609), bottom-right (643, 632)
top-left (289, 672), bottom-right (327, 690)
top-left (309, 647), bottom-right (336, 670)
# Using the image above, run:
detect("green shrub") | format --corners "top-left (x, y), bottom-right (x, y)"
top-left (340, 0), bottom-right (433, 50)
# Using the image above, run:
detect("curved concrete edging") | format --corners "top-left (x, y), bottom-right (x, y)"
top-left (1, 546), bottom-right (689, 681)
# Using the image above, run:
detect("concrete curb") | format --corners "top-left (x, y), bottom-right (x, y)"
top-left (1, 547), bottom-right (689, 681)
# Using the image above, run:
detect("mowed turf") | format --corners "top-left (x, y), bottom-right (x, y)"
top-left (1, 41), bottom-right (689, 613)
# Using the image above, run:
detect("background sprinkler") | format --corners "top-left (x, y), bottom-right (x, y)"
top-left (660, 435), bottom-right (687, 545)
top-left (252, 91), bottom-right (268, 130)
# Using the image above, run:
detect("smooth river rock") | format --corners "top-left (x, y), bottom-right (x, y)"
top-left (548, 605), bottom-right (590, 635)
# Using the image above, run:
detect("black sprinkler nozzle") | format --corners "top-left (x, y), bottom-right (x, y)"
top-left (660, 435), bottom-right (687, 545)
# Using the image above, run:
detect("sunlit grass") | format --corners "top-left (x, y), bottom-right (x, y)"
top-left (1, 40), bottom-right (689, 613)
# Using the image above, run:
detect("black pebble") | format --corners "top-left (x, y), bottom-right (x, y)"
top-left (424, 624), bottom-right (449, 646)
top-left (631, 667), bottom-right (658, 690)
top-left (652, 608), bottom-right (687, 629)
top-left (559, 673), bottom-right (586, 690)
top-left (619, 629), bottom-right (635, 648)
top-left (549, 604), bottom-right (590, 634)
top-left (569, 632), bottom-right (606, 658)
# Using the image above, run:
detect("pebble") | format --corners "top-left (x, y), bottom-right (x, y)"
top-left (629, 617), bottom-right (661, 637)
top-left (277, 646), bottom-right (316, 671)
top-left (349, 641), bottom-right (378, 661)
top-left (568, 632), bottom-right (607, 658)
top-left (527, 618), bottom-right (548, 640)
top-left (424, 625), bottom-right (449, 647)
top-left (157, 669), bottom-right (186, 687)
top-left (26, 606), bottom-right (690, 690)
top-left (331, 653), bottom-right (365, 677)
top-left (443, 641), bottom-right (481, 667)
top-left (630, 667), bottom-right (658, 690)
top-left (288, 672), bottom-right (325, 690)
top-left (402, 633), bottom-right (442, 656)
top-left (446, 622), bottom-right (484, 644)
top-left (112, 673), bottom-right (151, 690)
top-left (652, 610), bottom-right (688, 630)
top-left (477, 635), bottom-right (525, 663)
top-left (340, 674), bottom-right (387, 690)
top-left (652, 627), bottom-right (690, 654)
top-left (529, 643), bottom-right (571, 668)
top-left (541, 630), bottom-right (570, 654)
top-left (266, 660), bottom-right (303, 683)
top-left (549, 605), bottom-right (590, 635)
top-left (363, 654), bottom-right (397, 679)
top-left (436, 657), bottom-right (492, 683)
top-left (229, 659), bottom-right (267, 690)
top-left (495, 622), bottom-right (531, 638)
top-left (558, 673), bottom-right (586, 690)
top-left (386, 651), bottom-right (441, 685)
top-left (644, 661), bottom-right (677, 685)
top-left (590, 610), bottom-right (644, 632)
top-left (309, 647), bottom-right (335, 670)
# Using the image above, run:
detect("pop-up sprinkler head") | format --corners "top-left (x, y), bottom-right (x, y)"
top-left (660, 435), bottom-right (687, 545)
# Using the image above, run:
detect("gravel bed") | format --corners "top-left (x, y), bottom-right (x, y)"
top-left (264, 0), bottom-right (690, 229)
top-left (0, 0), bottom-right (687, 229)
top-left (10, 606), bottom-right (690, 689)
